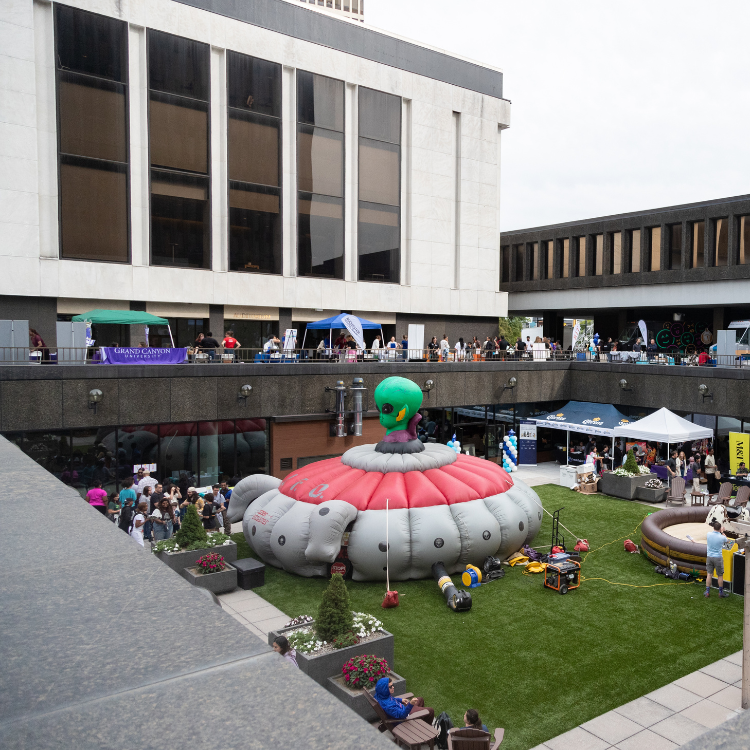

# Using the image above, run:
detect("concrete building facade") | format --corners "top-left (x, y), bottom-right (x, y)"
top-left (0, 0), bottom-right (510, 347)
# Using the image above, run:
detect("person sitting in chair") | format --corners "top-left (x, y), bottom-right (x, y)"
top-left (464, 708), bottom-right (488, 733)
top-left (737, 462), bottom-right (748, 477)
top-left (374, 677), bottom-right (434, 724)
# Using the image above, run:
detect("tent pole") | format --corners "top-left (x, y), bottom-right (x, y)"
top-left (667, 441), bottom-right (670, 488)
top-left (167, 324), bottom-right (174, 348)
top-left (566, 430), bottom-right (570, 466)
top-left (301, 328), bottom-right (307, 352)
top-left (611, 435), bottom-right (615, 470)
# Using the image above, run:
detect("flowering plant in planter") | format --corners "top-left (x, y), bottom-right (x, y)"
top-left (342, 654), bottom-right (389, 690)
top-left (195, 552), bottom-right (226, 575)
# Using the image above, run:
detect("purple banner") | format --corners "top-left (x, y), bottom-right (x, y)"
top-left (102, 347), bottom-right (187, 365)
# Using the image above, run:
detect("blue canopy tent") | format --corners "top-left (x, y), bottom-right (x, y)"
top-left (528, 400), bottom-right (637, 465)
top-left (301, 313), bottom-right (383, 351)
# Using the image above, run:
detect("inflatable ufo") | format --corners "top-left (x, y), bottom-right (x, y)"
top-left (227, 377), bottom-right (542, 581)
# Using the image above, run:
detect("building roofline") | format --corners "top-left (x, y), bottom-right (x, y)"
top-left (174, 0), bottom-right (504, 99)
top-left (502, 192), bottom-right (750, 236)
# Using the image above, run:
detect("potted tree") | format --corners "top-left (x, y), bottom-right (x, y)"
top-left (152, 504), bottom-right (237, 572)
top-left (183, 552), bottom-right (237, 594)
top-left (599, 449), bottom-right (652, 500)
top-left (268, 575), bottom-right (394, 688)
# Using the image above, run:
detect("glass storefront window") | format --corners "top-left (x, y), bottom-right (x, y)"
top-left (54, 5), bottom-right (129, 263)
top-left (159, 423), bottom-right (198, 486)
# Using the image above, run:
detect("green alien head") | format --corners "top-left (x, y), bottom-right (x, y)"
top-left (374, 377), bottom-right (423, 436)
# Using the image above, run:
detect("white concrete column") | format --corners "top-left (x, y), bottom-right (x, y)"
top-left (452, 110), bottom-right (461, 290)
top-left (33, 0), bottom-right (55, 261)
top-left (210, 45), bottom-right (227, 273)
top-left (399, 97), bottom-right (412, 287)
top-left (344, 82), bottom-right (357, 282)
top-left (282, 65), bottom-right (296, 277)
top-left (128, 24), bottom-right (148, 268)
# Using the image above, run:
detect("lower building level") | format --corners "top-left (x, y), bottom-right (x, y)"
top-left (0, 295), bottom-right (500, 352)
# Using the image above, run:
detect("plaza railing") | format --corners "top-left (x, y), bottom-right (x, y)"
top-left (1, 347), bottom-right (748, 368)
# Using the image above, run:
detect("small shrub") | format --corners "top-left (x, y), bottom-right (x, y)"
top-left (196, 552), bottom-right (225, 575)
top-left (623, 449), bottom-right (639, 475)
top-left (332, 631), bottom-right (359, 650)
top-left (342, 654), bottom-right (389, 690)
top-left (316, 574), bottom-right (354, 643)
top-left (174, 504), bottom-right (208, 547)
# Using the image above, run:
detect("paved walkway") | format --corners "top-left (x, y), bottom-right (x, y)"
top-left (529, 657), bottom-right (744, 750)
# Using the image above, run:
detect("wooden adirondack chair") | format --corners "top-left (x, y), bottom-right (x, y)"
top-left (735, 486), bottom-right (750, 508)
top-left (363, 688), bottom-right (430, 733)
top-left (708, 482), bottom-right (733, 506)
top-left (447, 727), bottom-right (504, 750)
top-left (666, 477), bottom-right (686, 506)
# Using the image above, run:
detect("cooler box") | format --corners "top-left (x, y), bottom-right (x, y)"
top-left (560, 465), bottom-right (578, 487)
top-left (234, 557), bottom-right (265, 589)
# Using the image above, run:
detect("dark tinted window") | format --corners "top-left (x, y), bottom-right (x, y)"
top-left (151, 171), bottom-right (210, 268)
top-left (359, 87), bottom-right (400, 144)
top-left (55, 5), bottom-right (129, 262)
top-left (148, 30), bottom-right (209, 100)
top-left (55, 4), bottom-right (125, 82)
top-left (297, 70), bottom-right (344, 131)
top-left (358, 202), bottom-right (399, 283)
top-left (227, 51), bottom-right (282, 274)
top-left (149, 92), bottom-right (208, 173)
top-left (227, 52), bottom-right (280, 117)
top-left (229, 184), bottom-right (281, 274)
top-left (298, 194), bottom-right (344, 278)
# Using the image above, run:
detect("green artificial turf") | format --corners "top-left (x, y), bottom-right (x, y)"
top-left (232, 485), bottom-right (743, 750)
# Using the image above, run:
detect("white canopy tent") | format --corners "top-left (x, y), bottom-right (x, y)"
top-left (612, 408), bottom-right (714, 443)
top-left (613, 408), bottom-right (714, 482)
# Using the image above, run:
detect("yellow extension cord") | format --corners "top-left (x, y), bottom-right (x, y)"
top-left (525, 513), bottom-right (694, 589)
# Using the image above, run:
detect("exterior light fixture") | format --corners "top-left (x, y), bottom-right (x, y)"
top-left (88, 388), bottom-right (103, 414)
top-left (698, 383), bottom-right (713, 402)
top-left (424, 379), bottom-right (434, 391)
top-left (238, 384), bottom-right (253, 404)
top-left (503, 377), bottom-right (517, 391)
top-left (619, 379), bottom-right (632, 392)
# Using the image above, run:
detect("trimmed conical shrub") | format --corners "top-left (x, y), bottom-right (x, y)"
top-left (174, 504), bottom-right (208, 547)
top-left (316, 573), bottom-right (354, 643)
top-left (623, 448), bottom-right (639, 476)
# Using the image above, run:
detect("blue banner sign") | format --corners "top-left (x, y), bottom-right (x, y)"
top-left (519, 421), bottom-right (537, 466)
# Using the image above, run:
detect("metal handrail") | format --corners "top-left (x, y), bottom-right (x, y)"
top-left (1, 346), bottom-right (745, 368)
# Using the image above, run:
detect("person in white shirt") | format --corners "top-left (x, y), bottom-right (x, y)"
top-left (454, 337), bottom-right (465, 361)
top-left (439, 335), bottom-right (450, 361)
top-left (136, 470), bottom-right (158, 498)
top-left (129, 502), bottom-right (148, 546)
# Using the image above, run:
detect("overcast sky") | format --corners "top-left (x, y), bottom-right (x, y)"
top-left (368, 1), bottom-right (750, 232)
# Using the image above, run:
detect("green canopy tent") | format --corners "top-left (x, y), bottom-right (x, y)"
top-left (72, 309), bottom-right (174, 347)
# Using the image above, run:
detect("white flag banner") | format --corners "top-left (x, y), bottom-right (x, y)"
top-left (571, 320), bottom-right (582, 349)
top-left (340, 314), bottom-right (366, 350)
top-left (283, 328), bottom-right (297, 351)
top-left (638, 319), bottom-right (648, 345)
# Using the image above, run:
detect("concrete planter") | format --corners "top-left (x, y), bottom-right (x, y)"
top-left (635, 485), bottom-right (667, 503)
top-left (183, 564), bottom-right (237, 594)
top-left (600, 473), bottom-right (651, 500)
top-left (154, 541), bottom-right (237, 573)
top-left (327, 671), bottom-right (406, 721)
top-left (268, 622), bottom-right (395, 688)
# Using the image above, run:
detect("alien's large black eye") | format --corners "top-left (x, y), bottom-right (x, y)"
top-left (381, 403), bottom-right (394, 414)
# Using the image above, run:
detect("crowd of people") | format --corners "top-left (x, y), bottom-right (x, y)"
top-left (86, 468), bottom-right (235, 547)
